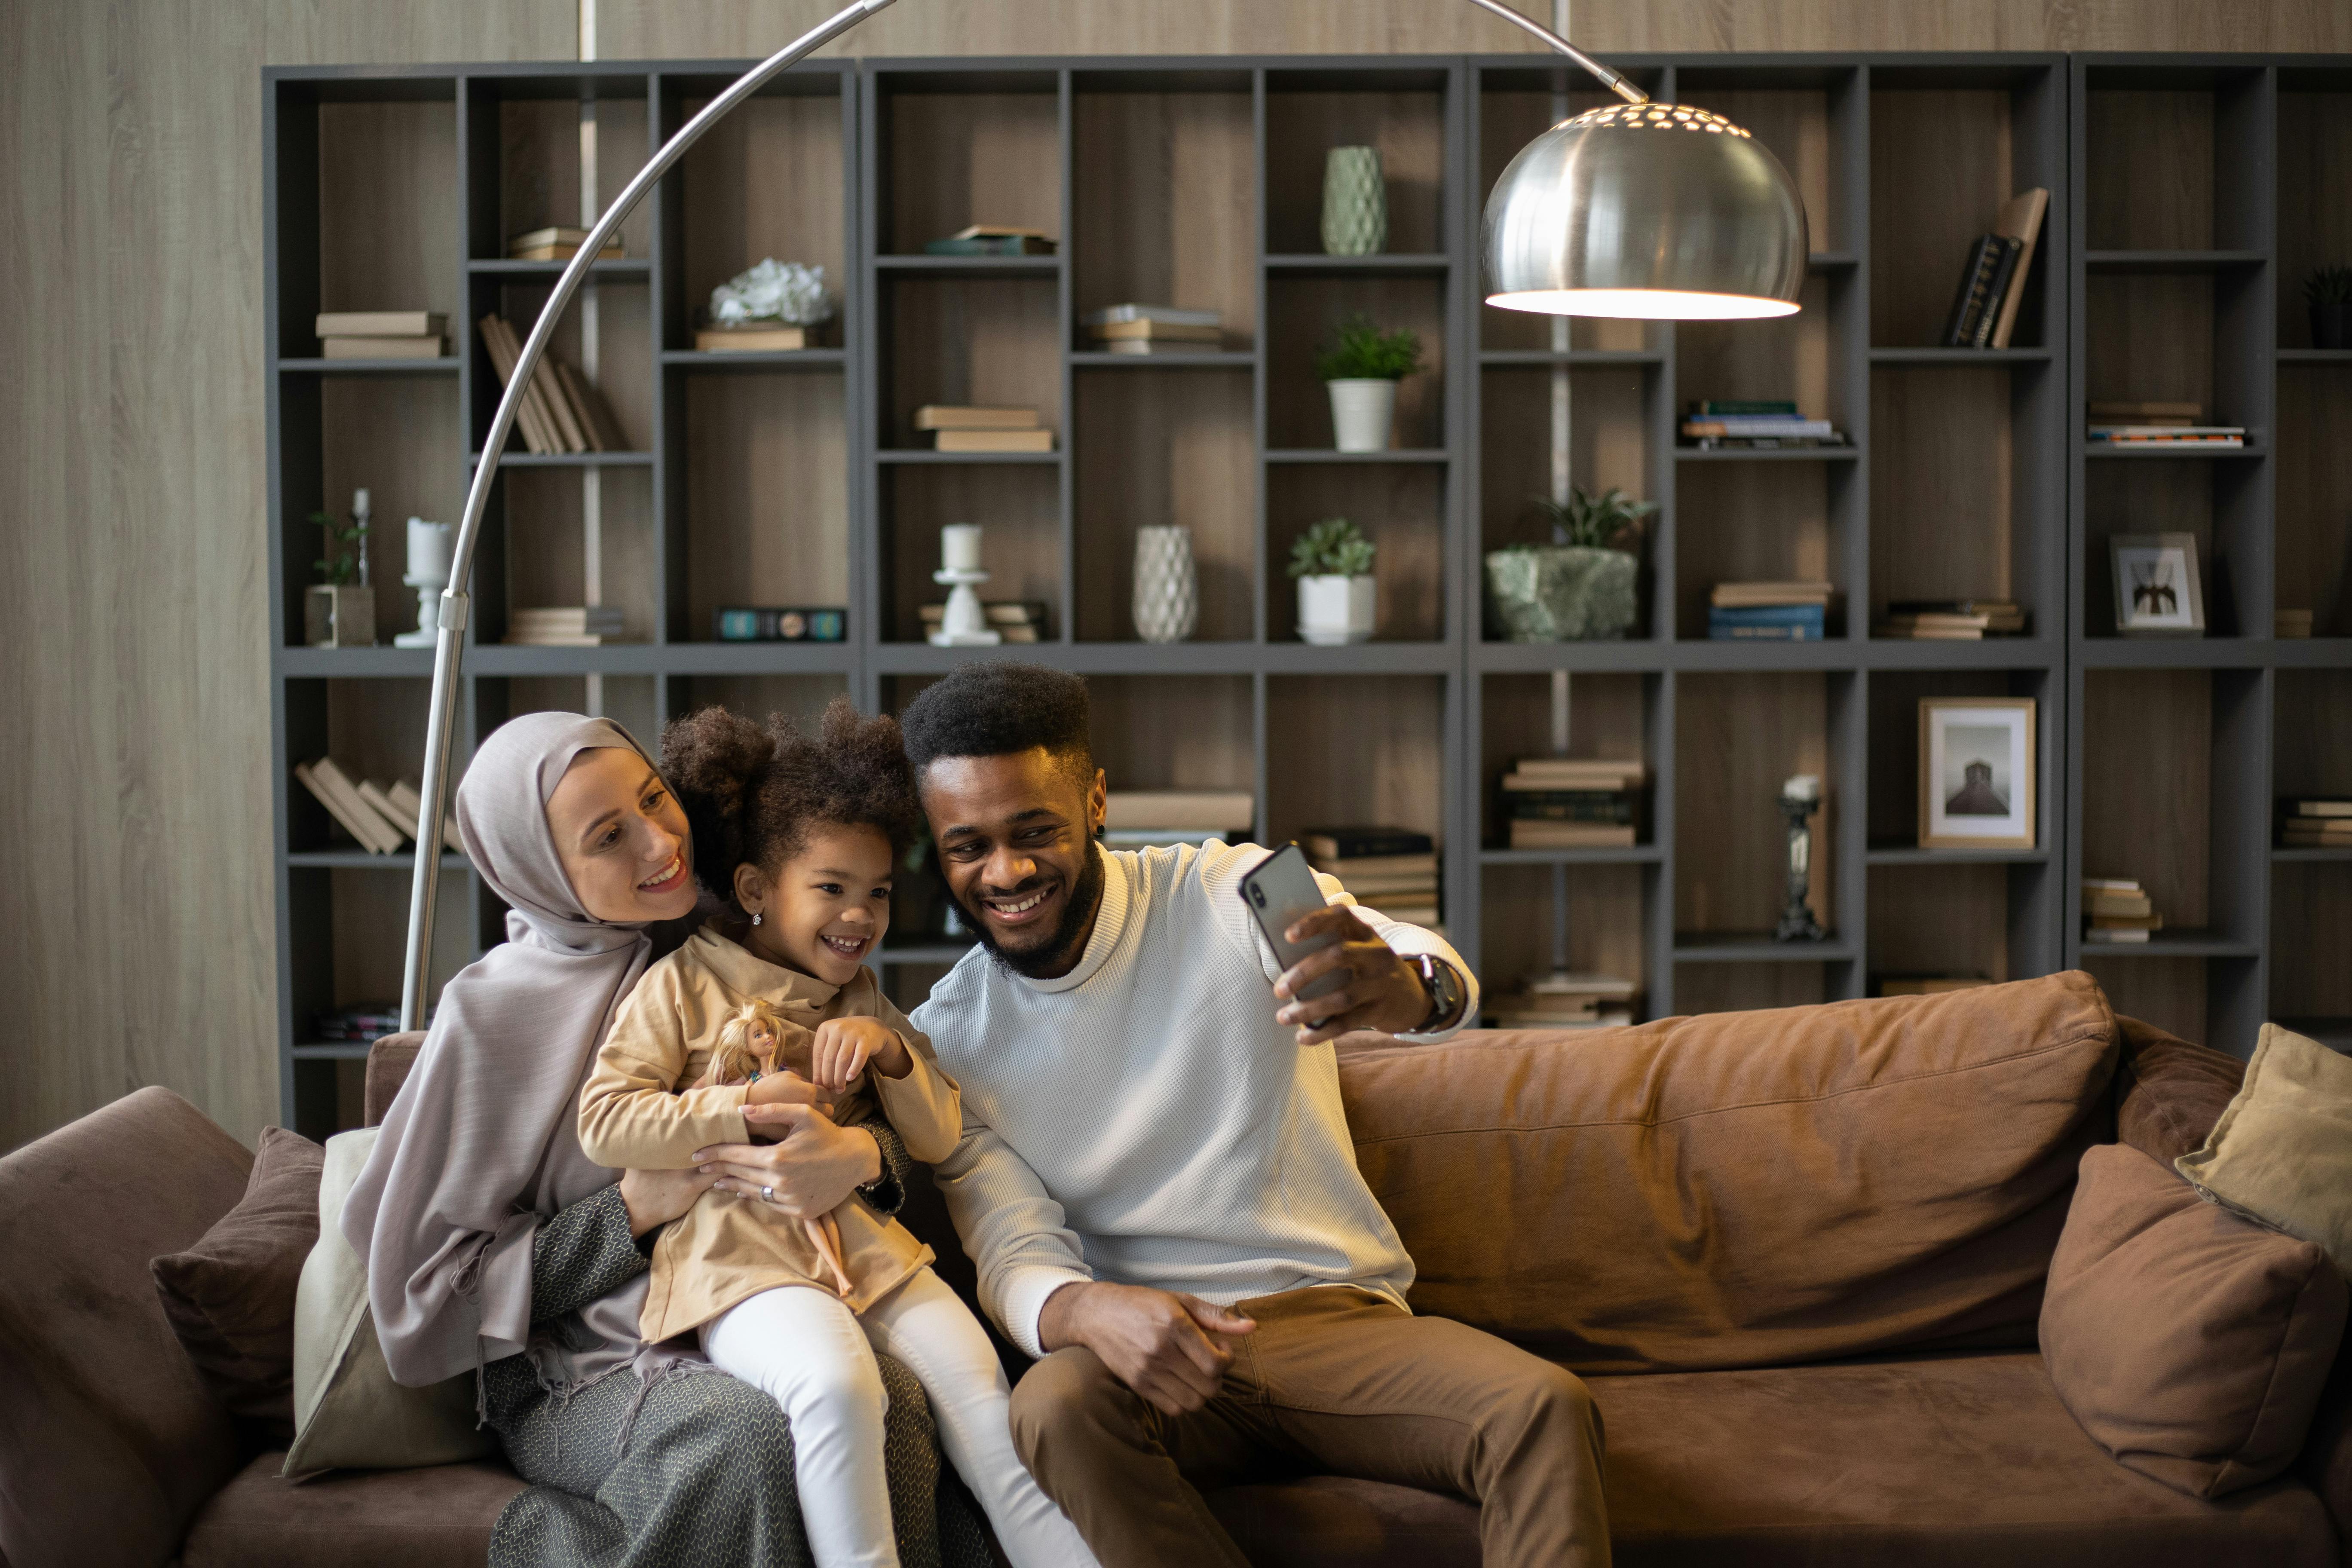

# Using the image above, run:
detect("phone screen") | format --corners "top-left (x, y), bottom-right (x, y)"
top-left (1239, 842), bottom-right (1349, 1000)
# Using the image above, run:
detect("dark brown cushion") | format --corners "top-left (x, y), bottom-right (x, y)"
top-left (151, 1126), bottom-right (325, 1447)
top-left (0, 1087), bottom-right (253, 1568)
top-left (1340, 971), bottom-right (2118, 1372)
top-left (2114, 1013), bottom-right (2245, 1165)
top-left (179, 1451), bottom-right (523, 1568)
top-left (2042, 1143), bottom-right (2348, 1498)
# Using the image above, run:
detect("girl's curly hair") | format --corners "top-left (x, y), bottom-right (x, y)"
top-left (661, 696), bottom-right (922, 914)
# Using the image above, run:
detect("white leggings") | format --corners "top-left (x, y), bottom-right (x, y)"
top-left (702, 1267), bottom-right (1097, 1568)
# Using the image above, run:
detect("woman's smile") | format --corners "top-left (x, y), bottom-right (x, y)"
top-left (637, 853), bottom-right (688, 894)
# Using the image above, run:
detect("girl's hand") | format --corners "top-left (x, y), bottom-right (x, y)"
top-left (617, 1165), bottom-right (719, 1237)
top-left (697, 1104), bottom-right (882, 1219)
top-left (809, 1017), bottom-right (911, 1089)
top-left (746, 1069), bottom-right (833, 1109)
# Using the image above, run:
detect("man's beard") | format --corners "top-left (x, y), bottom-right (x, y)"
top-left (959, 841), bottom-right (1106, 980)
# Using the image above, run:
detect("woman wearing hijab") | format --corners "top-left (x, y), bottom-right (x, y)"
top-left (341, 713), bottom-right (990, 1568)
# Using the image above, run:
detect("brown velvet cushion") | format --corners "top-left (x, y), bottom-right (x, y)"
top-left (0, 1087), bottom-right (253, 1568)
top-left (151, 1126), bottom-right (325, 1446)
top-left (1339, 971), bottom-right (2119, 1372)
top-left (362, 1032), bottom-right (424, 1127)
top-left (179, 1451), bottom-right (524, 1568)
top-left (2042, 1143), bottom-right (2348, 1498)
top-left (2115, 1013), bottom-right (2246, 1165)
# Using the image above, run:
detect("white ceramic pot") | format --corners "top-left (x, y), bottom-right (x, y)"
top-left (1326, 378), bottom-right (1397, 453)
top-left (1297, 574), bottom-right (1376, 645)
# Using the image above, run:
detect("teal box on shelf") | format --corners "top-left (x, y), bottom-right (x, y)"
top-left (715, 606), bottom-right (846, 642)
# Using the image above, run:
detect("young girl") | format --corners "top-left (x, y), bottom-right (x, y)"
top-left (578, 699), bottom-right (1095, 1568)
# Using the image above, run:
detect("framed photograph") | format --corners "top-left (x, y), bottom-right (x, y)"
top-left (2110, 532), bottom-right (2205, 636)
top-left (1918, 698), bottom-right (2037, 849)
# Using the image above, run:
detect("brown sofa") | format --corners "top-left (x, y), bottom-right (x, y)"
top-left (4, 971), bottom-right (2346, 1568)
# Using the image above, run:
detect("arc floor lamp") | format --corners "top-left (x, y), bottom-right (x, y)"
top-left (398, 0), bottom-right (1809, 1027)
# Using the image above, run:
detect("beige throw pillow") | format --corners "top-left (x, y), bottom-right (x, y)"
top-left (2176, 1022), bottom-right (2352, 1278)
top-left (282, 1127), bottom-right (497, 1479)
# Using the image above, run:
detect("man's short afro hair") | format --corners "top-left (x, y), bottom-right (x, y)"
top-left (899, 661), bottom-right (1093, 785)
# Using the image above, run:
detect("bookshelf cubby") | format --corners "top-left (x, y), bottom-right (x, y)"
top-left (267, 52), bottom-right (2352, 1136)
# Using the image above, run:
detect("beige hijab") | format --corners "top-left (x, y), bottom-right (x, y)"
top-left (341, 713), bottom-right (666, 1391)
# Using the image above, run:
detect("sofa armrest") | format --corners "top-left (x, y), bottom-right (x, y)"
top-left (364, 1033), bottom-right (426, 1127)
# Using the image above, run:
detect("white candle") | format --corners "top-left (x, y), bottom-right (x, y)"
top-left (941, 523), bottom-right (983, 573)
top-left (1782, 773), bottom-right (1821, 802)
top-left (353, 487), bottom-right (371, 521)
top-left (407, 517), bottom-right (452, 581)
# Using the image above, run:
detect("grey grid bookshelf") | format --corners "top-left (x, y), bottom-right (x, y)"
top-left (265, 52), bottom-right (2352, 1136)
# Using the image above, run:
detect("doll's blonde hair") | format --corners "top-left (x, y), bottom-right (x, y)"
top-left (711, 1000), bottom-right (788, 1084)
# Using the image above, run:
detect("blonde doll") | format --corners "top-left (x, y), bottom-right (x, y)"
top-left (698, 999), bottom-right (854, 1295)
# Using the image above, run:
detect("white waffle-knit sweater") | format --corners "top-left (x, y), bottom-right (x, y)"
top-left (913, 839), bottom-right (1477, 1357)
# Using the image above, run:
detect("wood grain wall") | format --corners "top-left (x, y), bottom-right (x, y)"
top-left (5, 0), bottom-right (2345, 1152)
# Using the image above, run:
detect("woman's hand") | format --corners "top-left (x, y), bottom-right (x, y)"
top-left (697, 1103), bottom-right (882, 1219)
top-left (618, 1165), bottom-right (720, 1238)
top-left (809, 1017), bottom-right (911, 1089)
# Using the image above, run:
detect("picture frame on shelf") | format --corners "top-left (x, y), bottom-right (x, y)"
top-left (2110, 533), bottom-right (2205, 637)
top-left (1918, 698), bottom-right (2036, 851)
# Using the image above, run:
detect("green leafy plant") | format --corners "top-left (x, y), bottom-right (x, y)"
top-left (1314, 314), bottom-right (1423, 381)
top-left (2307, 264), bottom-right (2352, 306)
top-left (1288, 517), bottom-right (1377, 578)
top-left (310, 507), bottom-right (367, 586)
top-left (1533, 486), bottom-right (1659, 551)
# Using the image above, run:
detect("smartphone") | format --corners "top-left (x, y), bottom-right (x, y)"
top-left (1238, 842), bottom-right (1348, 1000)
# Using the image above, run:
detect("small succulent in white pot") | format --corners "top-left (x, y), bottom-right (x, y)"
top-left (1484, 486), bottom-right (1657, 642)
top-left (1315, 315), bottom-right (1422, 453)
top-left (1289, 517), bottom-right (1378, 645)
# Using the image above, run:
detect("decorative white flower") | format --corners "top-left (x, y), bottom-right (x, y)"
top-left (709, 257), bottom-right (836, 326)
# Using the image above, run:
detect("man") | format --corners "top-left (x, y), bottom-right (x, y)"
top-left (901, 662), bottom-right (1610, 1568)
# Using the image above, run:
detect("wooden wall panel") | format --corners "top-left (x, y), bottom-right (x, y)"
top-left (1674, 672), bottom-right (1833, 936)
top-left (685, 373), bottom-right (851, 631)
top-left (10, 0), bottom-right (2351, 1155)
top-left (1072, 369), bottom-right (1256, 642)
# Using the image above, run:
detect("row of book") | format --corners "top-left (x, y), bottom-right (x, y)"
top-left (1483, 971), bottom-right (1637, 1030)
top-left (1500, 757), bottom-right (1646, 849)
top-left (917, 599), bottom-right (1048, 643)
top-left (2083, 876), bottom-right (2161, 944)
top-left (1710, 580), bottom-right (1832, 641)
top-left (1100, 790), bottom-right (1256, 852)
top-left (1082, 303), bottom-right (1225, 356)
top-left (2085, 401), bottom-right (2245, 449)
top-left (2281, 797), bottom-right (2352, 848)
top-left (1679, 400), bottom-right (1848, 451)
top-left (913, 404), bottom-right (1056, 454)
top-left (508, 225), bottom-right (624, 262)
top-left (1939, 189), bottom-right (2049, 350)
top-left (1306, 828), bottom-right (1439, 929)
top-left (1874, 597), bottom-right (2028, 640)
top-left (312, 1003), bottom-right (425, 1043)
top-left (296, 757), bottom-right (459, 858)
top-left (506, 606), bottom-right (627, 648)
top-left (316, 310), bottom-right (447, 361)
top-left (479, 313), bottom-right (629, 456)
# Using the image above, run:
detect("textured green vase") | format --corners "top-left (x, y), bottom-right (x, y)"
top-left (1484, 546), bottom-right (1640, 641)
top-left (1321, 146), bottom-right (1387, 257)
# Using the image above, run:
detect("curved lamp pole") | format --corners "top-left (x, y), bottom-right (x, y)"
top-left (398, 0), bottom-right (1805, 1029)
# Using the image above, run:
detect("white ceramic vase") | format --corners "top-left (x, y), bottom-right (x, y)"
top-left (1132, 525), bottom-right (1199, 643)
top-left (1297, 574), bottom-right (1376, 645)
top-left (1326, 378), bottom-right (1396, 453)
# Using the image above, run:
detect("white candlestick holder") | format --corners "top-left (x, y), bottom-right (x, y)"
top-left (929, 567), bottom-right (1001, 646)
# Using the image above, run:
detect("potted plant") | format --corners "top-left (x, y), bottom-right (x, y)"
top-left (2309, 264), bottom-right (2352, 351)
top-left (1483, 485), bottom-right (1657, 642)
top-left (1314, 314), bottom-right (1421, 453)
top-left (1289, 516), bottom-right (1378, 645)
top-left (303, 499), bottom-right (375, 648)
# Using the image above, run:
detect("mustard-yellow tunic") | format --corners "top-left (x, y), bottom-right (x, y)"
top-left (578, 924), bottom-right (962, 1341)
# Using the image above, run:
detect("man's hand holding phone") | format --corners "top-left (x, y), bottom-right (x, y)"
top-left (1272, 904), bottom-right (1433, 1043)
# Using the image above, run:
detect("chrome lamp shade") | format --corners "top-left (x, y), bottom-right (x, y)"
top-left (1483, 102), bottom-right (1809, 319)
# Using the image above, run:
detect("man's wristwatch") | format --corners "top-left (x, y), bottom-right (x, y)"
top-left (1406, 953), bottom-right (1468, 1033)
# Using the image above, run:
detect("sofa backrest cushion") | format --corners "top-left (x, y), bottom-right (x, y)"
top-left (363, 1032), bottom-right (425, 1127)
top-left (0, 1087), bottom-right (252, 1568)
top-left (2113, 1014), bottom-right (2244, 1165)
top-left (1338, 971), bottom-right (2118, 1374)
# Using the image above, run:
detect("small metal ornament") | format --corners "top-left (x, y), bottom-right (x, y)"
top-left (1773, 774), bottom-right (1825, 942)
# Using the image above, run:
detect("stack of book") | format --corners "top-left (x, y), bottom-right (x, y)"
top-left (478, 314), bottom-right (630, 455)
top-left (2277, 609), bottom-right (2315, 639)
top-left (1306, 829), bottom-right (1440, 928)
top-left (1710, 582), bottom-right (1833, 641)
top-left (695, 322), bottom-right (824, 352)
top-left (1939, 188), bottom-right (2049, 349)
top-left (1874, 598), bottom-right (2028, 640)
top-left (1878, 975), bottom-right (1994, 996)
top-left (1499, 758), bottom-right (1646, 849)
top-left (316, 310), bottom-right (447, 360)
top-left (295, 758), bottom-right (459, 857)
top-left (917, 599), bottom-right (1047, 643)
top-left (1482, 972), bottom-right (1637, 1030)
top-left (508, 226), bottom-right (623, 262)
top-left (914, 405), bottom-right (1055, 454)
top-left (2083, 877), bottom-right (2162, 944)
top-left (1679, 401), bottom-right (1847, 451)
top-left (2086, 401), bottom-right (2245, 449)
top-left (312, 1003), bottom-right (421, 1043)
top-left (1081, 304), bottom-right (1223, 356)
top-left (1102, 790), bottom-right (1256, 851)
top-left (507, 606), bottom-right (627, 647)
top-left (2280, 798), bottom-right (2352, 848)
top-left (924, 224), bottom-right (1056, 256)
